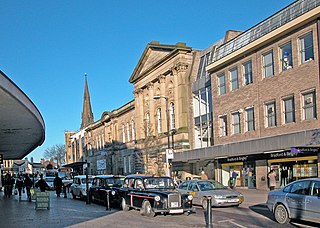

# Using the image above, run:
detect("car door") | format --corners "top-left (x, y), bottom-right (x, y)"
top-left (304, 180), bottom-right (320, 223)
top-left (91, 178), bottom-right (101, 201)
top-left (132, 178), bottom-right (144, 208)
top-left (187, 181), bottom-right (200, 205)
top-left (286, 180), bottom-right (310, 219)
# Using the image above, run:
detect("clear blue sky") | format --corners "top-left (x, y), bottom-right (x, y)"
top-left (0, 0), bottom-right (294, 162)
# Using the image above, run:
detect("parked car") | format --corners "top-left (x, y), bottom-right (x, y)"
top-left (89, 175), bottom-right (125, 207)
top-left (266, 178), bottom-right (320, 224)
top-left (177, 180), bottom-right (244, 208)
top-left (119, 174), bottom-right (194, 217)
top-left (70, 175), bottom-right (94, 199)
top-left (45, 176), bottom-right (55, 190)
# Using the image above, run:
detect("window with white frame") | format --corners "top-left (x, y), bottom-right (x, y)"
top-left (283, 96), bottom-right (295, 124)
top-left (122, 125), bottom-right (126, 143)
top-left (157, 108), bottom-right (162, 133)
top-left (265, 101), bottom-right (276, 127)
top-left (217, 73), bottom-right (226, 95)
top-left (229, 67), bottom-right (239, 91)
top-left (131, 120), bottom-right (135, 141)
top-left (170, 103), bottom-right (175, 130)
top-left (263, 51), bottom-right (274, 77)
top-left (280, 41), bottom-right (293, 71)
top-left (219, 115), bottom-right (227, 136)
top-left (232, 112), bottom-right (241, 134)
top-left (127, 122), bottom-right (130, 142)
top-left (300, 32), bottom-right (314, 64)
top-left (243, 60), bottom-right (253, 85)
top-left (246, 107), bottom-right (255, 131)
top-left (302, 91), bottom-right (316, 120)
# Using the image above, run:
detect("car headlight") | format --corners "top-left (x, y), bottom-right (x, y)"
top-left (154, 195), bottom-right (161, 201)
top-left (111, 190), bottom-right (116, 195)
top-left (213, 195), bottom-right (224, 199)
top-left (187, 195), bottom-right (193, 201)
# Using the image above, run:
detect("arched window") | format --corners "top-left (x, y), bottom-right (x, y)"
top-left (157, 108), bottom-right (162, 133)
top-left (122, 124), bottom-right (126, 143)
top-left (170, 102), bottom-right (175, 130)
top-left (131, 120), bottom-right (135, 141)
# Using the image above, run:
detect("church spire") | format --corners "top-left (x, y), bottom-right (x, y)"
top-left (81, 73), bottom-right (94, 129)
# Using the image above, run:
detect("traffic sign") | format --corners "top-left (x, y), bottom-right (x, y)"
top-left (166, 149), bottom-right (174, 159)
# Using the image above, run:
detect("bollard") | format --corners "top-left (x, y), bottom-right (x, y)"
top-left (206, 196), bottom-right (213, 228)
top-left (106, 190), bottom-right (111, 211)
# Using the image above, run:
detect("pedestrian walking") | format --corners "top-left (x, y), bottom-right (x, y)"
top-left (35, 174), bottom-right (49, 192)
top-left (24, 174), bottom-right (33, 202)
top-left (53, 173), bottom-right (63, 197)
top-left (268, 169), bottom-right (277, 191)
top-left (231, 170), bottom-right (238, 189)
top-left (200, 170), bottom-right (208, 180)
top-left (4, 173), bottom-right (14, 198)
top-left (15, 175), bottom-right (24, 199)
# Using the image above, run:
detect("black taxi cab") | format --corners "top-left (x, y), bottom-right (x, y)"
top-left (119, 174), bottom-right (194, 217)
top-left (89, 175), bottom-right (125, 207)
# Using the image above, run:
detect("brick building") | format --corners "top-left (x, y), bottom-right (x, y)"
top-left (174, 0), bottom-right (320, 190)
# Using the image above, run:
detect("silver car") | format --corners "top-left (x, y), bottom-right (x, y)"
top-left (266, 178), bottom-right (320, 224)
top-left (70, 175), bottom-right (94, 199)
top-left (177, 180), bottom-right (244, 208)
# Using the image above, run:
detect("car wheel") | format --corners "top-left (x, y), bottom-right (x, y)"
top-left (274, 204), bottom-right (290, 224)
top-left (121, 197), bottom-right (130, 211)
top-left (142, 200), bottom-right (155, 217)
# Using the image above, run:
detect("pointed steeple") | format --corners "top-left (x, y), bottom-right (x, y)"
top-left (81, 73), bottom-right (94, 129)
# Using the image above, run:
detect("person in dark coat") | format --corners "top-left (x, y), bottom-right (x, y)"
top-left (24, 174), bottom-right (33, 202)
top-left (35, 174), bottom-right (49, 192)
top-left (54, 173), bottom-right (63, 197)
top-left (15, 175), bottom-right (24, 199)
top-left (4, 173), bottom-right (14, 198)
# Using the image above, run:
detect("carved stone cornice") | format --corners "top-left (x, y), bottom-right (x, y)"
top-left (157, 74), bottom-right (166, 83)
top-left (146, 82), bottom-right (154, 90)
top-left (133, 88), bottom-right (143, 96)
top-left (173, 62), bottom-right (188, 74)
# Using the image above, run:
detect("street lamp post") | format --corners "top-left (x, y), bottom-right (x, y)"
top-left (153, 95), bottom-right (171, 177)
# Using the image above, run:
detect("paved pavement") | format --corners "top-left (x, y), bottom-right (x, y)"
top-left (0, 188), bottom-right (270, 228)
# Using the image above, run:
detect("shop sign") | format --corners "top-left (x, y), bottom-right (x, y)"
top-left (0, 154), bottom-right (3, 164)
top-left (226, 156), bottom-right (248, 162)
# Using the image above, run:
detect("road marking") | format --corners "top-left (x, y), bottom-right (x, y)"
top-left (218, 219), bottom-right (248, 228)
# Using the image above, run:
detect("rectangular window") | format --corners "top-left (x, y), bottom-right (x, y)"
top-left (229, 67), bottom-right (239, 91)
top-left (263, 51), bottom-right (274, 77)
top-left (246, 108), bottom-right (255, 131)
top-left (243, 61), bottom-right (253, 85)
top-left (280, 42), bottom-right (293, 71)
top-left (123, 156), bottom-right (127, 173)
top-left (197, 52), bottom-right (211, 79)
top-left (219, 115), bottom-right (227, 136)
top-left (283, 97), bottom-right (295, 124)
top-left (232, 112), bottom-right (241, 134)
top-left (302, 91), bottom-right (316, 120)
top-left (217, 73), bottom-right (226, 95)
top-left (300, 32), bottom-right (314, 64)
top-left (266, 102), bottom-right (276, 127)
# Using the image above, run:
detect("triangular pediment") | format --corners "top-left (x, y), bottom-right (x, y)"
top-left (129, 41), bottom-right (191, 84)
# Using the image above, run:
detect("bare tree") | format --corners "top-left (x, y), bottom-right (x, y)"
top-left (43, 144), bottom-right (66, 168)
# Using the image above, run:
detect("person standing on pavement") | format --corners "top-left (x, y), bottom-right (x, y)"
top-left (268, 169), bottom-right (277, 191)
top-left (4, 173), bottom-right (14, 198)
top-left (231, 170), bottom-right (238, 189)
top-left (15, 175), bottom-right (24, 199)
top-left (35, 174), bottom-right (49, 192)
top-left (200, 170), bottom-right (208, 180)
top-left (53, 173), bottom-right (63, 197)
top-left (24, 174), bottom-right (33, 202)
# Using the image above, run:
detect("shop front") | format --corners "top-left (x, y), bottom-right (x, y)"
top-left (216, 147), bottom-right (320, 190)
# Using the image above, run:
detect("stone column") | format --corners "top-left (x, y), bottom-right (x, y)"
top-left (256, 160), bottom-right (268, 190)
top-left (147, 82), bottom-right (155, 135)
top-left (158, 75), bottom-right (167, 133)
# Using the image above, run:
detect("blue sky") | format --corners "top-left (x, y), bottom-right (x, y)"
top-left (0, 0), bottom-right (294, 162)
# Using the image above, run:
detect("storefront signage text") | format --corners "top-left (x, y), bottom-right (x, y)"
top-left (227, 156), bottom-right (248, 162)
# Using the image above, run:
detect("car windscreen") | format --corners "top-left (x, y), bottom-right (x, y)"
top-left (198, 181), bottom-right (227, 191)
top-left (81, 178), bottom-right (93, 184)
top-left (105, 177), bottom-right (124, 187)
top-left (144, 177), bottom-right (175, 189)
